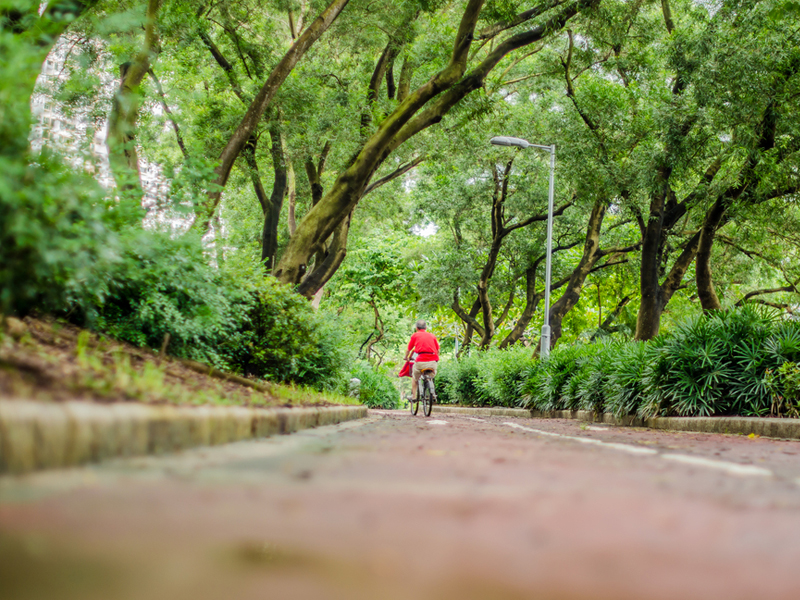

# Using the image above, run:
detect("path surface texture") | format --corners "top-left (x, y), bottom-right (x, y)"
top-left (3, 410), bottom-right (800, 600)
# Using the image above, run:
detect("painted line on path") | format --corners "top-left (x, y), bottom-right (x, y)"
top-left (661, 453), bottom-right (772, 477)
top-left (504, 423), bottom-right (657, 455)
top-left (427, 420), bottom-right (449, 425)
top-left (503, 422), bottom-right (775, 478)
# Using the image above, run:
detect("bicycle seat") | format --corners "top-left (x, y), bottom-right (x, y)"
top-left (421, 368), bottom-right (435, 374)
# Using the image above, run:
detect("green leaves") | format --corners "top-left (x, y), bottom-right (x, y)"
top-left (439, 305), bottom-right (800, 419)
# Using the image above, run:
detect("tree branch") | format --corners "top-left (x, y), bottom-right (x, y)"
top-left (363, 156), bottom-right (424, 196)
top-left (477, 0), bottom-right (568, 40)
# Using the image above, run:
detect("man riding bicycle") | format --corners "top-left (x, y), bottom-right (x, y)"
top-left (404, 319), bottom-right (439, 401)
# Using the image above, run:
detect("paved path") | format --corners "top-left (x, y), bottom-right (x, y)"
top-left (3, 410), bottom-right (800, 600)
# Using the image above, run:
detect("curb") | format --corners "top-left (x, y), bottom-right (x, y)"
top-left (432, 405), bottom-right (800, 440)
top-left (0, 400), bottom-right (366, 475)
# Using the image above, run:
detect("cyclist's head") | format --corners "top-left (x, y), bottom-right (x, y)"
top-left (415, 319), bottom-right (427, 331)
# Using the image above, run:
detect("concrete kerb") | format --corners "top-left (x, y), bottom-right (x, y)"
top-left (432, 405), bottom-right (800, 440)
top-left (0, 400), bottom-right (367, 475)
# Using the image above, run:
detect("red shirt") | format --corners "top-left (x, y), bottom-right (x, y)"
top-left (408, 331), bottom-right (439, 362)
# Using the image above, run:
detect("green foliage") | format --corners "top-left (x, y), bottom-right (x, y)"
top-left (347, 363), bottom-right (399, 409)
top-left (433, 359), bottom-right (459, 405)
top-left (453, 306), bottom-right (800, 419)
top-left (444, 353), bottom-right (486, 407)
top-left (639, 306), bottom-right (786, 417)
top-left (215, 277), bottom-right (345, 389)
top-left (474, 346), bottom-right (534, 408)
top-left (434, 346), bottom-right (532, 407)
top-left (519, 344), bottom-right (587, 411)
top-left (0, 151), bottom-right (119, 316)
top-left (765, 362), bottom-right (800, 418)
top-left (605, 342), bottom-right (647, 417)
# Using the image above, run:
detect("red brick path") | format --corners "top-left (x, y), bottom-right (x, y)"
top-left (2, 410), bottom-right (800, 599)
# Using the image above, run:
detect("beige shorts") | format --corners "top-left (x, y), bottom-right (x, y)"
top-left (412, 361), bottom-right (438, 382)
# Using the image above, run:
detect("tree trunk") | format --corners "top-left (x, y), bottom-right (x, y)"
top-left (695, 196), bottom-right (727, 311)
top-left (105, 0), bottom-right (162, 198)
top-left (273, 0), bottom-right (490, 285)
top-left (295, 212), bottom-right (352, 298)
top-left (364, 300), bottom-right (385, 361)
top-left (287, 159), bottom-right (297, 236)
top-left (242, 134), bottom-right (269, 213)
top-left (499, 260), bottom-right (544, 348)
top-left (457, 298), bottom-right (483, 357)
top-left (396, 56), bottom-right (413, 102)
top-left (636, 229), bottom-right (702, 339)
top-left (361, 39), bottom-right (402, 133)
top-left (546, 200), bottom-right (606, 347)
top-left (261, 124), bottom-right (288, 270)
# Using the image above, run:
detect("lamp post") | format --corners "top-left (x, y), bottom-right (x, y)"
top-left (490, 136), bottom-right (556, 359)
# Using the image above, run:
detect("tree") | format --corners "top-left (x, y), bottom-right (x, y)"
top-left (273, 0), bottom-right (602, 293)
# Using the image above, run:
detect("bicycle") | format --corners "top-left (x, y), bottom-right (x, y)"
top-left (410, 368), bottom-right (436, 417)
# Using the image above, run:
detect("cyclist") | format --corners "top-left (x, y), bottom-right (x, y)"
top-left (404, 319), bottom-right (439, 401)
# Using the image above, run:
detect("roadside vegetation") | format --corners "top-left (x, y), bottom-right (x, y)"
top-left (2, 0), bottom-right (799, 415)
top-left (437, 306), bottom-right (800, 418)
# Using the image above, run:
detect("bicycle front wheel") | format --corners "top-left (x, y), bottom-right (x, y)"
top-left (422, 379), bottom-right (433, 417)
top-left (411, 390), bottom-right (419, 415)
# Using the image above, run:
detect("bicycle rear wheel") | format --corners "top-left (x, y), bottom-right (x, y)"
top-left (422, 378), bottom-right (433, 417)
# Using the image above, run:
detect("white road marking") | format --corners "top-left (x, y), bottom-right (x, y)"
top-left (586, 426), bottom-right (609, 432)
top-left (504, 422), bottom-right (775, 478)
top-left (427, 420), bottom-right (449, 425)
top-left (504, 423), bottom-right (657, 455)
top-left (466, 417), bottom-right (485, 422)
top-left (661, 454), bottom-right (773, 477)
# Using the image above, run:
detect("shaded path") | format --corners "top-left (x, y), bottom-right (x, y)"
top-left (3, 411), bottom-right (800, 599)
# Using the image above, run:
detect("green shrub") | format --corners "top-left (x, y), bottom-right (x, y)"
top-left (473, 346), bottom-right (533, 407)
top-left (348, 363), bottom-right (399, 409)
top-left (219, 277), bottom-right (345, 390)
top-left (434, 360), bottom-right (460, 404)
top-left (96, 232), bottom-right (247, 363)
top-left (765, 362), bottom-right (800, 418)
top-left (447, 353), bottom-right (486, 406)
top-left (605, 342), bottom-right (647, 417)
top-left (574, 341), bottom-right (617, 413)
top-left (640, 306), bottom-right (788, 417)
top-left (450, 306), bottom-right (800, 420)
top-left (0, 151), bottom-right (121, 317)
top-left (520, 344), bottom-right (584, 411)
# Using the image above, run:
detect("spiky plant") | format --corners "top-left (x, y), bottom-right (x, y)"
top-left (606, 341), bottom-right (647, 417)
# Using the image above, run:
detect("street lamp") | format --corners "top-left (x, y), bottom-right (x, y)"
top-left (490, 136), bottom-right (556, 359)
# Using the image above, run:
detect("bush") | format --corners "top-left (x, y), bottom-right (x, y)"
top-left (474, 346), bottom-right (532, 407)
top-left (446, 354), bottom-right (487, 406)
top-left (520, 344), bottom-right (585, 411)
top-left (467, 305), bottom-right (800, 419)
top-left (0, 151), bottom-right (121, 317)
top-left (2, 166), bottom-right (346, 390)
top-left (605, 342), bottom-right (647, 417)
top-left (434, 360), bottom-right (460, 404)
top-left (219, 277), bottom-right (345, 390)
top-left (96, 232), bottom-right (247, 363)
top-left (639, 306), bottom-right (791, 417)
top-left (348, 363), bottom-right (399, 409)
top-left (765, 362), bottom-right (800, 418)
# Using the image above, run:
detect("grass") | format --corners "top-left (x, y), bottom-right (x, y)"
top-left (0, 316), bottom-right (359, 409)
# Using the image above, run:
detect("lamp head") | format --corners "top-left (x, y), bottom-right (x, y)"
top-left (490, 136), bottom-right (531, 148)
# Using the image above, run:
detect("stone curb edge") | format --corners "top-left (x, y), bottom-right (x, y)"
top-left (432, 405), bottom-right (800, 440)
top-left (0, 401), bottom-right (367, 475)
